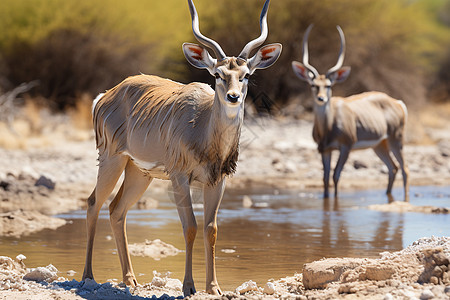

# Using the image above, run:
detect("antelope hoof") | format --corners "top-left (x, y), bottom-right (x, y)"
top-left (183, 284), bottom-right (196, 297)
top-left (123, 275), bottom-right (138, 287)
top-left (404, 193), bottom-right (410, 202)
top-left (206, 283), bottom-right (222, 295)
top-left (81, 271), bottom-right (93, 282)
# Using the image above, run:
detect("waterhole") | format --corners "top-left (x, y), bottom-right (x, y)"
top-left (1, 185), bottom-right (449, 291)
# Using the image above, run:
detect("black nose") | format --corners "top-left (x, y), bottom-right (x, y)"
top-left (227, 94), bottom-right (239, 103)
top-left (317, 96), bottom-right (325, 102)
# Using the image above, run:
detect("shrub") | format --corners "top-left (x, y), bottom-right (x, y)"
top-left (2, 28), bottom-right (152, 110)
top-left (184, 0), bottom-right (450, 109)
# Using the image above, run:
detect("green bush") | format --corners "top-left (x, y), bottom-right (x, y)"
top-left (4, 28), bottom-right (152, 109)
top-left (0, 0), bottom-right (190, 109)
top-left (193, 0), bottom-right (450, 108)
top-left (0, 0), bottom-right (449, 110)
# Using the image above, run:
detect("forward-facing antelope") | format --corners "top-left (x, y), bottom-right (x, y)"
top-left (291, 25), bottom-right (409, 200)
top-left (81, 0), bottom-right (281, 296)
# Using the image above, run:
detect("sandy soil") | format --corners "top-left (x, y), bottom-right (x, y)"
top-left (0, 105), bottom-right (449, 299)
top-left (1, 236), bottom-right (449, 299)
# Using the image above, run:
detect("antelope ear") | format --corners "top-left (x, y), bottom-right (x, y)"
top-left (247, 43), bottom-right (282, 74)
top-left (183, 43), bottom-right (216, 74)
top-left (292, 61), bottom-right (313, 83)
top-left (328, 66), bottom-right (351, 83)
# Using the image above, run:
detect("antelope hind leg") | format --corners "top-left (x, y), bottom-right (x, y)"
top-left (373, 140), bottom-right (398, 196)
top-left (389, 138), bottom-right (409, 201)
top-left (82, 155), bottom-right (128, 281)
top-left (109, 160), bottom-right (152, 287)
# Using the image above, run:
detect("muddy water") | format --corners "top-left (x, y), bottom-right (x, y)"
top-left (1, 185), bottom-right (449, 291)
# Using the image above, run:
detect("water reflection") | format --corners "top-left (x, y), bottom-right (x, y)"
top-left (0, 186), bottom-right (448, 291)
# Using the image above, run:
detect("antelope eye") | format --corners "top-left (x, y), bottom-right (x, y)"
top-left (325, 85), bottom-right (331, 89)
top-left (311, 84), bottom-right (317, 89)
top-left (214, 73), bottom-right (221, 79)
top-left (239, 74), bottom-right (250, 82)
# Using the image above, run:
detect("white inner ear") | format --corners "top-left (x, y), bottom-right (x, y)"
top-left (183, 43), bottom-right (217, 73)
top-left (292, 62), bottom-right (312, 83)
top-left (248, 44), bottom-right (281, 74)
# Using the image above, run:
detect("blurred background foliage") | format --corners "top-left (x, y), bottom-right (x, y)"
top-left (0, 0), bottom-right (449, 111)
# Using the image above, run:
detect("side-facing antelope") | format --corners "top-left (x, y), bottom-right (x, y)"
top-left (291, 25), bottom-right (409, 201)
top-left (82, 0), bottom-right (281, 296)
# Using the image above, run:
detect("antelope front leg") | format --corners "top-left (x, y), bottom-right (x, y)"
top-left (203, 178), bottom-right (225, 295)
top-left (321, 151), bottom-right (332, 198)
top-left (171, 175), bottom-right (197, 297)
top-left (333, 146), bottom-right (351, 197)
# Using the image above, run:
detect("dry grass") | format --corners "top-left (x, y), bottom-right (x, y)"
top-left (0, 95), bottom-right (448, 149)
top-left (67, 94), bottom-right (94, 131)
top-left (406, 102), bottom-right (450, 145)
top-left (0, 96), bottom-right (94, 149)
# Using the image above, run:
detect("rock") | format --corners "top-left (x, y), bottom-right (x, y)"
top-left (432, 266), bottom-right (444, 277)
top-left (444, 286), bottom-right (450, 295)
top-left (432, 251), bottom-right (449, 266)
top-left (236, 280), bottom-right (258, 294)
top-left (264, 282), bottom-right (275, 295)
top-left (19, 167), bottom-right (39, 180)
top-left (364, 265), bottom-right (395, 281)
top-left (420, 289), bottom-right (435, 300)
top-left (353, 160), bottom-right (368, 169)
top-left (338, 283), bottom-right (358, 294)
top-left (0, 180), bottom-right (11, 191)
top-left (444, 272), bottom-right (450, 284)
top-left (242, 195), bottom-right (253, 208)
top-left (221, 249), bottom-right (236, 254)
top-left (165, 278), bottom-right (182, 292)
top-left (151, 276), bottom-right (166, 287)
top-left (34, 175), bottom-right (56, 190)
top-left (1, 210), bottom-right (66, 237)
top-left (15, 254), bottom-right (26, 262)
top-left (128, 239), bottom-right (180, 260)
top-left (0, 256), bottom-right (26, 274)
top-left (401, 289), bottom-right (417, 299)
top-left (419, 248), bottom-right (450, 283)
top-left (438, 140), bottom-right (450, 157)
top-left (15, 254), bottom-right (26, 269)
top-left (303, 258), bottom-right (366, 289)
top-left (149, 271), bottom-right (182, 291)
top-left (24, 264), bottom-right (58, 282)
top-left (384, 293), bottom-right (394, 300)
top-left (284, 161), bottom-right (298, 173)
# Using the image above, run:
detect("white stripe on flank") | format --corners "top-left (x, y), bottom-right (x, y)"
top-left (397, 100), bottom-right (408, 119)
top-left (353, 134), bottom-right (388, 150)
top-left (92, 93), bottom-right (105, 115)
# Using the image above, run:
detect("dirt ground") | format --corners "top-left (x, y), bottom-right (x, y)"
top-left (0, 103), bottom-right (449, 299)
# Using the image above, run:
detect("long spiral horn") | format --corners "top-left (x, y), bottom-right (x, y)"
top-left (187, 0), bottom-right (226, 60)
top-left (326, 26), bottom-right (346, 76)
top-left (238, 0), bottom-right (271, 59)
top-left (302, 24), bottom-right (320, 79)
